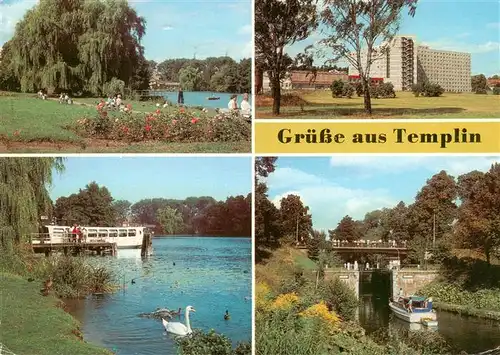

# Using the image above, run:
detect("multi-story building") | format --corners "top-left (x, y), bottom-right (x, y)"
top-left (349, 35), bottom-right (472, 92)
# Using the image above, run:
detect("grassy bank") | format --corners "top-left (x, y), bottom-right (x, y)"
top-left (255, 91), bottom-right (500, 119)
top-left (433, 302), bottom-right (500, 322)
top-left (0, 272), bottom-right (112, 355)
top-left (0, 93), bottom-right (250, 153)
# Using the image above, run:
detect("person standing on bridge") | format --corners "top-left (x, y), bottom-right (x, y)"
top-left (177, 88), bottom-right (184, 105)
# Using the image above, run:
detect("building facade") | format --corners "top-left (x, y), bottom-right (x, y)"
top-left (349, 36), bottom-right (472, 92)
top-left (260, 70), bottom-right (348, 92)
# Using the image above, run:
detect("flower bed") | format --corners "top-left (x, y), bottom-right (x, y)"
top-left (73, 102), bottom-right (251, 143)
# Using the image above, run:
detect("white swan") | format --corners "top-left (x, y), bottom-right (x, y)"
top-left (162, 305), bottom-right (195, 336)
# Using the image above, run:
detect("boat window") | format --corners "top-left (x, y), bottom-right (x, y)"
top-left (88, 229), bottom-right (97, 238)
top-left (109, 229), bottom-right (118, 238)
top-left (119, 229), bottom-right (127, 237)
top-left (98, 229), bottom-right (108, 238)
top-left (128, 229), bottom-right (136, 237)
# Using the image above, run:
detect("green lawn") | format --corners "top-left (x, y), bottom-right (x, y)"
top-left (0, 93), bottom-right (249, 153)
top-left (256, 91), bottom-right (500, 119)
top-left (0, 272), bottom-right (112, 355)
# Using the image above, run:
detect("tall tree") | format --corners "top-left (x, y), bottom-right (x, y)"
top-left (408, 170), bottom-right (458, 249)
top-left (54, 182), bottom-right (116, 226)
top-left (279, 194), bottom-right (313, 243)
top-left (387, 201), bottom-right (411, 242)
top-left (179, 66), bottom-right (203, 91)
top-left (456, 165), bottom-right (500, 264)
top-left (157, 206), bottom-right (183, 235)
top-left (255, 0), bottom-right (318, 115)
top-left (471, 74), bottom-right (488, 93)
top-left (319, 0), bottom-right (418, 114)
top-left (113, 200), bottom-right (132, 225)
top-left (331, 215), bottom-right (361, 242)
top-left (0, 158), bottom-right (64, 250)
top-left (7, 0), bottom-right (146, 94)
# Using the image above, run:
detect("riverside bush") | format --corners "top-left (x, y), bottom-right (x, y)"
top-left (73, 104), bottom-right (251, 143)
top-left (176, 330), bottom-right (251, 355)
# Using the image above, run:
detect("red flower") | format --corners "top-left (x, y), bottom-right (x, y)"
top-left (191, 118), bottom-right (199, 124)
top-left (180, 107), bottom-right (185, 113)
top-left (145, 124), bottom-right (152, 132)
top-left (126, 104), bottom-right (132, 110)
top-left (172, 119), bottom-right (177, 124)
top-left (122, 126), bottom-right (129, 133)
top-left (155, 109), bottom-right (161, 114)
top-left (101, 111), bottom-right (108, 117)
top-left (13, 130), bottom-right (20, 136)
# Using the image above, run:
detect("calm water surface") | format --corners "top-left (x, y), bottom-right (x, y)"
top-left (153, 91), bottom-right (251, 109)
top-left (66, 237), bottom-right (251, 355)
top-left (359, 280), bottom-right (500, 353)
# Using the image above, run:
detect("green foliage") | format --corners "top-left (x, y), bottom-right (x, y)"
top-left (179, 66), bottom-right (204, 91)
top-left (471, 74), bottom-right (488, 93)
top-left (113, 200), bottom-right (132, 225)
top-left (320, 278), bottom-right (359, 321)
top-left (330, 80), bottom-right (345, 97)
top-left (131, 195), bottom-right (251, 236)
top-left (411, 82), bottom-right (444, 97)
top-left (176, 329), bottom-right (251, 355)
top-left (74, 106), bottom-right (251, 143)
top-left (330, 215), bottom-right (361, 242)
top-left (255, 0), bottom-right (318, 114)
top-left (343, 83), bottom-right (355, 98)
top-left (493, 86), bottom-right (500, 95)
top-left (371, 83), bottom-right (396, 99)
top-left (307, 230), bottom-right (322, 260)
top-left (53, 181), bottom-right (116, 226)
top-left (157, 206), bottom-right (184, 235)
top-left (6, 0), bottom-right (147, 95)
top-left (0, 158), bottom-right (64, 250)
top-left (103, 78), bottom-right (126, 97)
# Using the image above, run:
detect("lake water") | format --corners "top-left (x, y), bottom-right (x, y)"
top-left (359, 278), bottom-right (500, 353)
top-left (152, 91), bottom-right (252, 109)
top-left (66, 237), bottom-right (252, 355)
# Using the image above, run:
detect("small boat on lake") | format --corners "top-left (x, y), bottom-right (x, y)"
top-left (389, 296), bottom-right (437, 323)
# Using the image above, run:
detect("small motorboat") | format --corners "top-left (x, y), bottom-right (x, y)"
top-left (389, 296), bottom-right (437, 323)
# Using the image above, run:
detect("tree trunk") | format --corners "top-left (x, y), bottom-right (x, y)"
top-left (362, 78), bottom-right (372, 115)
top-left (272, 78), bottom-right (281, 115)
top-left (485, 247), bottom-right (491, 265)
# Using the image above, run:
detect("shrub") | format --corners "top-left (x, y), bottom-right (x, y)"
top-left (412, 82), bottom-right (444, 97)
top-left (342, 83), bottom-right (355, 98)
top-left (73, 105), bottom-right (251, 143)
top-left (321, 278), bottom-right (359, 321)
top-left (354, 82), bottom-right (364, 97)
top-left (493, 86), bottom-right (500, 95)
top-left (330, 80), bottom-right (344, 98)
top-left (103, 78), bottom-right (125, 97)
top-left (475, 88), bottom-right (488, 94)
top-left (176, 330), bottom-right (251, 355)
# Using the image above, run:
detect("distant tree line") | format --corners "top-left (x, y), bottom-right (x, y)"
top-left (152, 57), bottom-right (251, 93)
top-left (255, 157), bottom-right (500, 265)
top-left (52, 182), bottom-right (251, 237)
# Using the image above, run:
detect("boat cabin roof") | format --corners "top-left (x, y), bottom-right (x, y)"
top-left (406, 296), bottom-right (426, 302)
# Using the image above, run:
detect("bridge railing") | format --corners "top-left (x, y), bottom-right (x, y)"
top-left (330, 241), bottom-right (407, 249)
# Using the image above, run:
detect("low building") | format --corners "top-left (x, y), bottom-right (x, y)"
top-left (260, 70), bottom-right (348, 91)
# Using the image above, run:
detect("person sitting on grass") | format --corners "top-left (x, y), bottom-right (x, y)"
top-left (228, 94), bottom-right (238, 111)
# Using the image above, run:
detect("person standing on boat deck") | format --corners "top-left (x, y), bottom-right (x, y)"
top-left (228, 94), bottom-right (238, 111)
top-left (178, 88), bottom-right (184, 105)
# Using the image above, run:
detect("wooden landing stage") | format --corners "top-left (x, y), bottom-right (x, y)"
top-left (31, 242), bottom-right (117, 257)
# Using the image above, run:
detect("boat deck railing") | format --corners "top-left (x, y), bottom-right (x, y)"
top-left (27, 233), bottom-right (113, 245)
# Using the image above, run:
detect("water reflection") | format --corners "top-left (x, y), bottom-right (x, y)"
top-left (66, 237), bottom-right (251, 355)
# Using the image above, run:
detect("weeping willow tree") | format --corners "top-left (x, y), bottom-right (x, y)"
top-left (6, 0), bottom-right (147, 95)
top-left (0, 158), bottom-right (64, 251)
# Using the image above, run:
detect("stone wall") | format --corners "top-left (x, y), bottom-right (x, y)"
top-left (391, 269), bottom-right (439, 298)
top-left (324, 269), bottom-right (360, 298)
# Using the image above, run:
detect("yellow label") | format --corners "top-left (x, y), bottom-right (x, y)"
top-left (255, 121), bottom-right (500, 153)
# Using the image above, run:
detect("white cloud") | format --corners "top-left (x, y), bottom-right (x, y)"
top-left (241, 40), bottom-right (252, 58)
top-left (329, 156), bottom-right (500, 177)
top-left (267, 167), bottom-right (324, 190)
top-left (271, 183), bottom-right (396, 231)
top-left (238, 24), bottom-right (251, 35)
top-left (420, 38), bottom-right (500, 54)
top-left (0, 0), bottom-right (38, 45)
top-left (162, 25), bottom-right (174, 31)
top-left (487, 22), bottom-right (500, 29)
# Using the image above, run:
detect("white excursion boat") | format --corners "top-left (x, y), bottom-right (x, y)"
top-left (34, 225), bottom-right (148, 249)
top-left (389, 296), bottom-right (437, 323)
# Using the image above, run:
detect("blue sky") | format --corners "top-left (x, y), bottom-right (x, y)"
top-left (49, 157), bottom-right (251, 203)
top-left (265, 156), bottom-right (500, 231)
top-left (288, 0), bottom-right (500, 76)
top-left (0, 0), bottom-right (252, 61)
